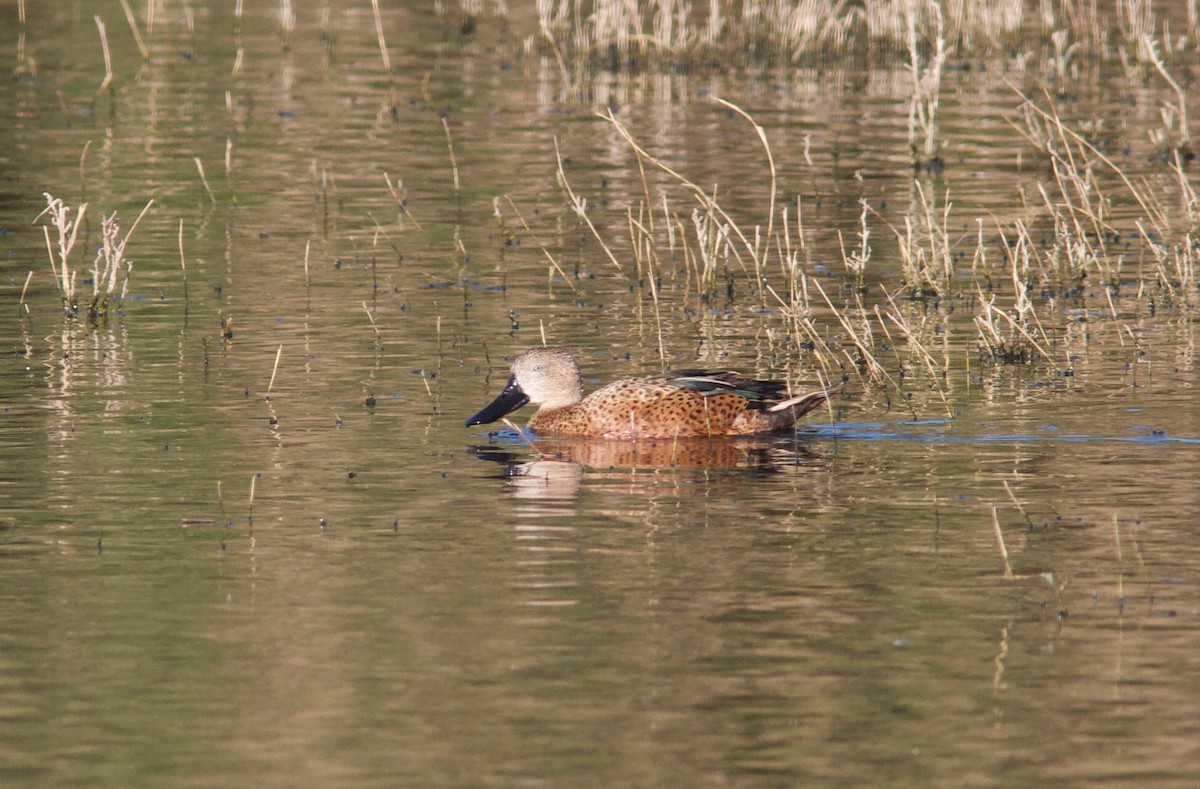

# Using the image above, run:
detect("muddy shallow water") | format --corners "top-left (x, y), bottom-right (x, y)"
top-left (1, 2), bottom-right (1198, 786)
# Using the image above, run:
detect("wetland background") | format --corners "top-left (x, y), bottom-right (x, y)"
top-left (2, 1), bottom-right (1198, 785)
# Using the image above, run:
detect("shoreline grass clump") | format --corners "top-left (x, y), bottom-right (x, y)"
top-left (38, 192), bottom-right (153, 320)
top-left (526, 0), bottom-right (1194, 71)
top-left (530, 0), bottom-right (1028, 69)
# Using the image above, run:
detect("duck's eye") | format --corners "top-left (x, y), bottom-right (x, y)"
top-left (532, 364), bottom-right (544, 372)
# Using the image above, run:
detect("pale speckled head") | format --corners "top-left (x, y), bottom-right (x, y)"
top-left (465, 347), bottom-right (584, 426)
top-left (509, 347), bottom-right (584, 408)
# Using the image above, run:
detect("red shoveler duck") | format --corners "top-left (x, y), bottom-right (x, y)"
top-left (465, 347), bottom-right (840, 439)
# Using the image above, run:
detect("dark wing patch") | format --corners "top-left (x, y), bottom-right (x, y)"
top-left (666, 370), bottom-right (786, 409)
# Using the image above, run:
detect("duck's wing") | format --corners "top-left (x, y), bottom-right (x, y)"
top-left (664, 370), bottom-right (788, 406)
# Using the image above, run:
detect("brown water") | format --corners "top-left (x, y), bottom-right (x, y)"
top-left (2, 2), bottom-right (1198, 787)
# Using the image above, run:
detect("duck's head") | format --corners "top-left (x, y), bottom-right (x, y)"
top-left (465, 347), bottom-right (584, 427)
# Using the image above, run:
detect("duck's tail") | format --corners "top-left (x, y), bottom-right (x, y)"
top-left (768, 382), bottom-right (844, 418)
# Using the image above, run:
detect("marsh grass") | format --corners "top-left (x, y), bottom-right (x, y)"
top-left (38, 193), bottom-right (153, 321)
top-left (503, 2), bottom-right (1196, 407)
top-left (525, 0), bottom-right (1196, 72)
top-left (529, 68), bottom-right (1198, 416)
top-left (1013, 88), bottom-right (1198, 298)
top-left (543, 100), bottom-right (885, 398)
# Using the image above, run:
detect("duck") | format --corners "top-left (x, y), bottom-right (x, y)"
top-left (465, 346), bottom-right (839, 439)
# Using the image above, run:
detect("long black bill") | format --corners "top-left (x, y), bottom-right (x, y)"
top-left (465, 375), bottom-right (530, 426)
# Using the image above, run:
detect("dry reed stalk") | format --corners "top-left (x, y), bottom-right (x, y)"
top-left (1013, 84), bottom-right (1167, 234)
top-left (178, 219), bottom-right (188, 302)
top-left (1008, 223), bottom-right (1061, 349)
top-left (266, 344), bottom-right (283, 395)
top-left (876, 294), bottom-right (953, 417)
top-left (991, 506), bottom-right (1014, 580)
top-left (384, 173), bottom-right (423, 229)
top-left (918, 181), bottom-right (954, 285)
top-left (757, 236), bottom-right (850, 382)
top-left (94, 16), bottom-right (113, 94)
top-left (362, 301), bottom-right (382, 344)
top-left (303, 239), bottom-right (311, 290)
top-left (871, 301), bottom-right (906, 375)
top-left (372, 0), bottom-right (391, 70)
top-left (1035, 113), bottom-right (1122, 267)
top-left (1171, 150), bottom-right (1199, 226)
top-left (641, 232), bottom-right (667, 367)
top-left (714, 97), bottom-right (777, 261)
top-left (772, 206), bottom-right (814, 339)
top-left (501, 417), bottom-right (540, 449)
top-left (840, 200), bottom-right (871, 288)
top-left (1134, 219), bottom-right (1176, 295)
top-left (194, 157), bottom-right (216, 203)
top-left (634, 151), bottom-right (656, 242)
top-left (217, 480), bottom-right (228, 526)
top-left (1103, 284), bottom-right (1119, 320)
top-left (973, 288), bottom-right (1055, 366)
top-left (691, 198), bottom-right (737, 283)
top-left (554, 137), bottom-right (624, 271)
top-left (598, 107), bottom-right (758, 272)
top-left (18, 271), bottom-right (32, 316)
top-left (118, 0), bottom-right (149, 60)
top-left (441, 117), bottom-right (460, 191)
top-left (78, 140), bottom-right (91, 199)
top-left (500, 196), bottom-right (577, 292)
top-left (38, 194), bottom-right (86, 307)
top-left (247, 473), bottom-right (256, 526)
top-left (1137, 36), bottom-right (1185, 149)
top-left (626, 205), bottom-right (652, 278)
top-left (100, 198), bottom-right (153, 296)
top-left (365, 212), bottom-right (402, 257)
top-left (674, 213), bottom-right (704, 296)
top-left (660, 193), bottom-right (676, 252)
top-left (809, 275), bottom-right (890, 386)
top-left (560, 95), bottom-right (896, 386)
top-left (1002, 481), bottom-right (1038, 529)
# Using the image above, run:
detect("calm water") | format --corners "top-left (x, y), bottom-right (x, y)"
top-left (2, 2), bottom-right (1198, 787)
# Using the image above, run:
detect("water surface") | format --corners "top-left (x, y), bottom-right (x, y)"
top-left (1, 3), bottom-right (1198, 787)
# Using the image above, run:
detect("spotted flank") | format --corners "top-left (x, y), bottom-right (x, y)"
top-left (466, 347), bottom-right (841, 439)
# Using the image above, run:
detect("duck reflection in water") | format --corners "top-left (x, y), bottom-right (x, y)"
top-left (469, 437), bottom-right (833, 510)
